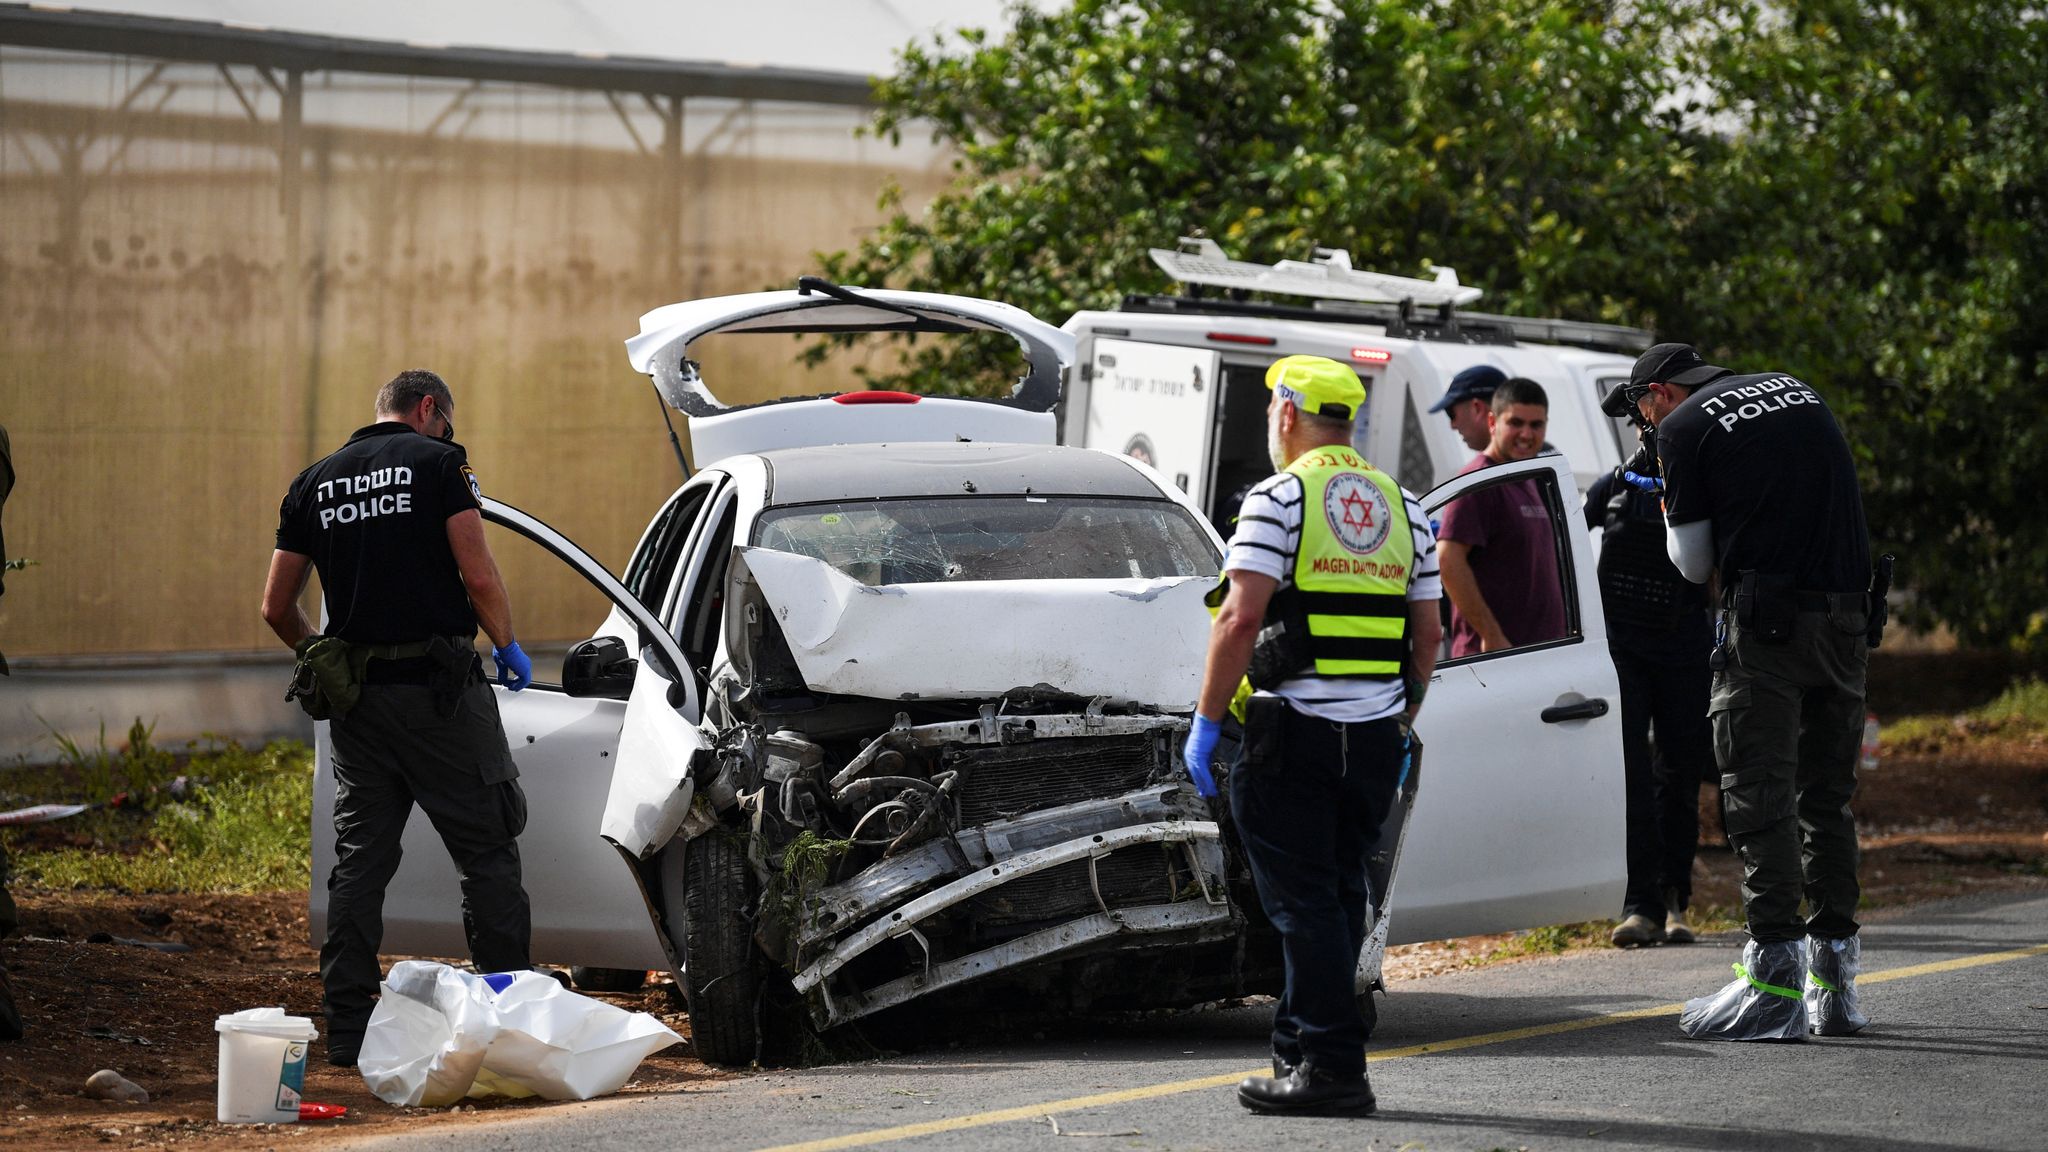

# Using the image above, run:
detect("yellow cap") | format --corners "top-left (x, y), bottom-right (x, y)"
top-left (1265, 355), bottom-right (1365, 421)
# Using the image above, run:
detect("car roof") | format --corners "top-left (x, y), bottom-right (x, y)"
top-left (757, 442), bottom-right (1163, 506)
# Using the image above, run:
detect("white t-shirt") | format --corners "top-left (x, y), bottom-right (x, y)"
top-left (1223, 471), bottom-right (1442, 723)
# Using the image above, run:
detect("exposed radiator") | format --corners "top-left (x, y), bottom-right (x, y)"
top-left (969, 845), bottom-right (1178, 929)
top-left (950, 732), bottom-right (1163, 826)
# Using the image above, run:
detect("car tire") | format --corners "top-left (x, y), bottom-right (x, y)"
top-left (570, 966), bottom-right (648, 994)
top-left (677, 832), bottom-right (763, 1067)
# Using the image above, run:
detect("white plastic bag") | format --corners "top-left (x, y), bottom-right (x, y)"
top-left (358, 961), bottom-right (682, 1107)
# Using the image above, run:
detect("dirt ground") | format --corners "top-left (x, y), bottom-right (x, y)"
top-left (2, 733), bottom-right (2041, 1149)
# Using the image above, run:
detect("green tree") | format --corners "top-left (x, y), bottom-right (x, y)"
top-left (816, 0), bottom-right (1700, 388)
top-left (1663, 1), bottom-right (2048, 643)
top-left (818, 0), bottom-right (2048, 643)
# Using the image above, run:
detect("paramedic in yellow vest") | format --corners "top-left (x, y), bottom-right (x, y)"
top-left (1184, 356), bottom-right (1442, 1117)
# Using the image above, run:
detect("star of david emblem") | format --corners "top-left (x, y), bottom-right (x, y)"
top-left (1324, 473), bottom-right (1393, 555)
top-left (1340, 489), bottom-right (1374, 532)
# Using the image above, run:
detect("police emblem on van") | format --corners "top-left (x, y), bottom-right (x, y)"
top-left (1325, 472), bottom-right (1392, 554)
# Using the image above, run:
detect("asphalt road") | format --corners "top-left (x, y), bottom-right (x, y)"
top-left (352, 889), bottom-right (2048, 1152)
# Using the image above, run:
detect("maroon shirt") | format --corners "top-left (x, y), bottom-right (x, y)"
top-left (1438, 453), bottom-right (1567, 658)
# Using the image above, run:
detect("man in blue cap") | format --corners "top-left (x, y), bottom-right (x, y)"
top-left (1184, 355), bottom-right (1442, 1115)
top-left (1428, 365), bottom-right (1507, 453)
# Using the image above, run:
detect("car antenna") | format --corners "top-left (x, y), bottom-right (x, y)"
top-left (649, 377), bottom-right (693, 481)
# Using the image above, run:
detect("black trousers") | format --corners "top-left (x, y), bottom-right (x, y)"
top-left (1712, 603), bottom-right (1868, 944)
top-left (321, 680), bottom-right (530, 1050)
top-left (1613, 643), bottom-right (1713, 921)
top-left (1229, 700), bottom-right (1404, 1078)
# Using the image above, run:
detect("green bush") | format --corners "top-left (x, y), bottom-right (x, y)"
top-left (10, 737), bottom-right (314, 894)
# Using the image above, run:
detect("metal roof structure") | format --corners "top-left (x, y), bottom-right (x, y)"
top-left (0, 0), bottom-right (1032, 92)
top-left (1149, 237), bottom-right (1485, 309)
top-left (0, 2), bottom-right (876, 102)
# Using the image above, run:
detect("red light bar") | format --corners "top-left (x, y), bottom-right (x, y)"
top-left (1206, 332), bottom-right (1277, 346)
top-left (1350, 347), bottom-right (1392, 363)
top-left (833, 391), bottom-right (923, 404)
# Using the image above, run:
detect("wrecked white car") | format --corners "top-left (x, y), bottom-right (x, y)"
top-left (312, 281), bottom-right (1626, 1067)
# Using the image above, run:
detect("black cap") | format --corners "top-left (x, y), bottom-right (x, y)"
top-left (1629, 342), bottom-right (1729, 390)
top-left (1428, 364), bottom-right (1507, 413)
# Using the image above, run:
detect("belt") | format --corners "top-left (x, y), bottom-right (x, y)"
top-left (361, 654), bottom-right (436, 686)
top-left (1719, 589), bottom-right (1868, 613)
top-left (356, 638), bottom-right (454, 687)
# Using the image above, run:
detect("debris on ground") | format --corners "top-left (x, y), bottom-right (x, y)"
top-left (83, 1069), bottom-right (148, 1103)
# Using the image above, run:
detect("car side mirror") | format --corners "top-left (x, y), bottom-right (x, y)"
top-left (562, 636), bottom-right (637, 699)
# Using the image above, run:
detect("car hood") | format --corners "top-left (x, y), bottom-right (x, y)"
top-left (730, 546), bottom-right (1212, 708)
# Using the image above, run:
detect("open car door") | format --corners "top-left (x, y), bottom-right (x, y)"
top-left (1077, 338), bottom-right (1220, 506)
top-left (1388, 454), bottom-right (1627, 943)
top-left (309, 497), bottom-right (700, 971)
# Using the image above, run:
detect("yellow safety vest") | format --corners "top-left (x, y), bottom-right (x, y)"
top-left (1211, 446), bottom-right (1414, 716)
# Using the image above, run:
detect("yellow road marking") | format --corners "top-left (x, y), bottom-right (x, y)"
top-left (751, 942), bottom-right (2048, 1152)
top-left (1857, 941), bottom-right (2048, 984)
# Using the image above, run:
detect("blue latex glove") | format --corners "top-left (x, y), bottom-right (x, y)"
top-left (1622, 470), bottom-right (1665, 494)
top-left (1182, 714), bottom-right (1222, 798)
top-left (493, 641), bottom-right (532, 692)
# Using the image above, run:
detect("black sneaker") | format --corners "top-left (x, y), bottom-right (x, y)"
top-left (1238, 1063), bottom-right (1376, 1116)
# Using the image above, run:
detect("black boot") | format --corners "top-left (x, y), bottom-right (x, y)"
top-left (1237, 1062), bottom-right (1376, 1116)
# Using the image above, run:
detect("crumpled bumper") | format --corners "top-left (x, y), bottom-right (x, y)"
top-left (792, 803), bottom-right (1232, 1028)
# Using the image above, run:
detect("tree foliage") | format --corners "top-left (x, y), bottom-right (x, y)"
top-left (816, 0), bottom-right (2048, 644)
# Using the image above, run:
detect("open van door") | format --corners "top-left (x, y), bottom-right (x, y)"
top-left (1389, 454), bottom-right (1627, 942)
top-left (1076, 338), bottom-right (1220, 507)
top-left (309, 497), bottom-right (700, 971)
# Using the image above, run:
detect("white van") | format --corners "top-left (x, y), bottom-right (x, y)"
top-left (1061, 239), bottom-right (1652, 526)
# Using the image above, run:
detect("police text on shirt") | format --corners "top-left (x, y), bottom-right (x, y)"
top-left (315, 467), bottom-right (414, 528)
top-left (1699, 376), bottom-right (1820, 433)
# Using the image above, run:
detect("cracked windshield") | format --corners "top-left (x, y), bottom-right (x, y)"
top-left (755, 496), bottom-right (1220, 585)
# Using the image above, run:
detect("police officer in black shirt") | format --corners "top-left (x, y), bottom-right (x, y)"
top-left (262, 369), bottom-right (534, 1067)
top-left (1622, 343), bottom-right (1875, 1041)
top-left (1583, 465), bottom-right (1713, 950)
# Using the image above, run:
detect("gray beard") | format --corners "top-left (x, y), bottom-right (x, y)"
top-left (1267, 418), bottom-right (1288, 471)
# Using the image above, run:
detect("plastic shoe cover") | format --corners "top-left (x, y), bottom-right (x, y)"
top-left (1679, 939), bottom-right (1808, 1041)
top-left (1804, 935), bottom-right (1869, 1036)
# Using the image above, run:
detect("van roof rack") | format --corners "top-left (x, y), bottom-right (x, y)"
top-left (1150, 237), bottom-right (1483, 308)
top-left (1135, 238), bottom-right (1655, 355)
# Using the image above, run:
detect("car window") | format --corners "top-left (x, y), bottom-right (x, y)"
top-left (1432, 466), bottom-right (1581, 663)
top-left (1593, 373), bottom-right (1634, 460)
top-left (1396, 383), bottom-right (1436, 493)
top-left (624, 483), bottom-right (712, 612)
top-left (754, 496), bottom-right (1222, 586)
top-left (680, 498), bottom-right (737, 676)
top-left (480, 520), bottom-right (651, 690)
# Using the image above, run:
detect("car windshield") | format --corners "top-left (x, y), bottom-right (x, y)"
top-left (754, 496), bottom-right (1221, 585)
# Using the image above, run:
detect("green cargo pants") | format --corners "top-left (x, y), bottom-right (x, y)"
top-left (1710, 597), bottom-right (1869, 945)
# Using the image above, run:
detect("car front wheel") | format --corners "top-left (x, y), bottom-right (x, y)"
top-left (673, 832), bottom-right (762, 1066)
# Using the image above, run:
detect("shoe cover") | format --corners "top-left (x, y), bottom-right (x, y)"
top-left (1679, 939), bottom-right (1808, 1041)
top-left (1804, 935), bottom-right (1869, 1036)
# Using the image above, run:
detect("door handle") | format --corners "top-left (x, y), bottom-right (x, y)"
top-left (1540, 698), bottom-right (1610, 724)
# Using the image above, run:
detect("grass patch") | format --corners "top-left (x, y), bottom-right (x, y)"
top-left (1483, 920), bottom-right (1616, 962)
top-left (1882, 676), bottom-right (2048, 752)
top-left (4, 737), bottom-right (313, 894)
top-left (1479, 904), bottom-right (1746, 963)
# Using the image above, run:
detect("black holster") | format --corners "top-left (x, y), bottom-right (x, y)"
top-left (1732, 571), bottom-right (1797, 644)
top-left (424, 635), bottom-right (482, 718)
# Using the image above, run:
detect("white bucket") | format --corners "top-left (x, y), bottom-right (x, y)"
top-left (215, 1008), bottom-right (319, 1124)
